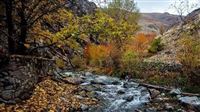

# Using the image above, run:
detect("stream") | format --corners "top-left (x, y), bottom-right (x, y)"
top-left (60, 72), bottom-right (150, 112)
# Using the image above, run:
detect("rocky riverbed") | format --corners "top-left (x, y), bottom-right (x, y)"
top-left (61, 72), bottom-right (150, 112)
top-left (0, 71), bottom-right (200, 112)
top-left (57, 71), bottom-right (200, 112)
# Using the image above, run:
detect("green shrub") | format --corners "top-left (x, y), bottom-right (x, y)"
top-left (178, 35), bottom-right (200, 91)
top-left (178, 37), bottom-right (200, 69)
top-left (120, 50), bottom-right (141, 75)
top-left (148, 37), bottom-right (164, 53)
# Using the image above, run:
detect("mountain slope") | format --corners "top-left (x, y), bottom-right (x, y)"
top-left (139, 12), bottom-right (181, 33)
top-left (146, 8), bottom-right (200, 64)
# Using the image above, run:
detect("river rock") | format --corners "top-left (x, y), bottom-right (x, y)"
top-left (4, 85), bottom-right (14, 90)
top-left (123, 82), bottom-right (138, 88)
top-left (117, 89), bottom-right (126, 94)
top-left (91, 80), bottom-right (106, 85)
top-left (177, 109), bottom-right (187, 112)
top-left (179, 96), bottom-right (200, 111)
top-left (91, 76), bottom-right (117, 85)
top-left (85, 72), bottom-right (93, 76)
top-left (1, 90), bottom-right (15, 100)
top-left (144, 108), bottom-right (157, 112)
top-left (164, 103), bottom-right (174, 111)
top-left (149, 89), bottom-right (160, 99)
top-left (170, 88), bottom-right (182, 96)
top-left (123, 95), bottom-right (134, 102)
top-left (63, 77), bottom-right (84, 85)
top-left (111, 80), bottom-right (120, 85)
top-left (81, 104), bottom-right (89, 111)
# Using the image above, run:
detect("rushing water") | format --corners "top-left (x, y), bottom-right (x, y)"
top-left (62, 72), bottom-right (150, 112)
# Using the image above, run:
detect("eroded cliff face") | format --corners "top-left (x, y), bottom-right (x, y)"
top-left (65, 0), bottom-right (97, 16)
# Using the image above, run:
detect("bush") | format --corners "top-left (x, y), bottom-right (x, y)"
top-left (178, 37), bottom-right (200, 69)
top-left (84, 44), bottom-right (113, 67)
top-left (120, 49), bottom-right (141, 75)
top-left (148, 37), bottom-right (164, 53)
top-left (132, 32), bottom-right (156, 53)
top-left (178, 35), bottom-right (200, 90)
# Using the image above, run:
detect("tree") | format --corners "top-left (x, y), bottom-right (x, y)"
top-left (3, 0), bottom-right (15, 54)
top-left (172, 0), bottom-right (199, 22)
top-left (2, 0), bottom-right (66, 54)
top-left (104, 0), bottom-right (139, 23)
top-left (101, 0), bottom-right (139, 48)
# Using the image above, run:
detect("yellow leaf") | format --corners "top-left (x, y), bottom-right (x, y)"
top-left (24, 44), bottom-right (30, 48)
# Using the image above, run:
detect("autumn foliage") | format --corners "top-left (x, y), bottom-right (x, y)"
top-left (81, 32), bottom-right (157, 75)
top-left (84, 44), bottom-right (113, 67)
top-left (128, 32), bottom-right (157, 53)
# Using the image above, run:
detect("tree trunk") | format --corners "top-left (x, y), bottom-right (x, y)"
top-left (17, 0), bottom-right (27, 54)
top-left (4, 0), bottom-right (15, 54)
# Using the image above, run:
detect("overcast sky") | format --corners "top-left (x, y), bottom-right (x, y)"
top-left (135, 0), bottom-right (200, 15)
top-left (91, 0), bottom-right (200, 15)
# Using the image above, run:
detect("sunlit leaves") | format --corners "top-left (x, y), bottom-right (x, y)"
top-left (178, 36), bottom-right (200, 68)
top-left (84, 44), bottom-right (113, 66)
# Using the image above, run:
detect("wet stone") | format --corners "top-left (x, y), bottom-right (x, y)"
top-left (111, 80), bottom-right (120, 85)
top-left (1, 90), bottom-right (15, 100)
top-left (144, 108), bottom-right (157, 112)
top-left (123, 82), bottom-right (138, 88)
top-left (91, 80), bottom-right (106, 85)
top-left (81, 104), bottom-right (89, 111)
top-left (149, 89), bottom-right (160, 99)
top-left (177, 109), bottom-right (187, 112)
top-left (170, 89), bottom-right (182, 96)
top-left (164, 103), bottom-right (174, 111)
top-left (4, 85), bottom-right (14, 90)
top-left (123, 95), bottom-right (134, 102)
top-left (117, 89), bottom-right (126, 94)
top-left (179, 96), bottom-right (200, 111)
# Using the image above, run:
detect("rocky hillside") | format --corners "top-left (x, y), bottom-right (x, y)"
top-left (139, 12), bottom-right (181, 33)
top-left (147, 8), bottom-right (200, 64)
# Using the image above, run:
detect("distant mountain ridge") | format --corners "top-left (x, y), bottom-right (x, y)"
top-left (139, 12), bottom-right (181, 33)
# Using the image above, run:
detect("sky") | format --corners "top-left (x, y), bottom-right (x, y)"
top-left (90, 0), bottom-right (200, 15)
top-left (134, 0), bottom-right (200, 15)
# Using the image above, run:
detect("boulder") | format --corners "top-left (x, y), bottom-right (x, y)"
top-left (179, 96), bottom-right (200, 111)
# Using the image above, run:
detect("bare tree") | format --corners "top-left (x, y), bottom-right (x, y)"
top-left (172, 0), bottom-right (199, 23)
